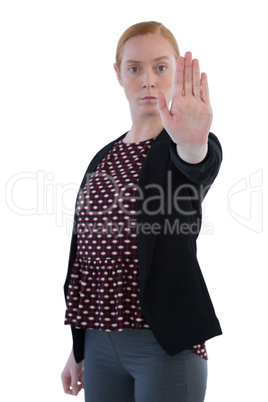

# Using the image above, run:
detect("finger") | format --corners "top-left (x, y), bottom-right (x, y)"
top-left (62, 376), bottom-right (73, 395)
top-left (78, 372), bottom-right (84, 392)
top-left (184, 52), bottom-right (193, 96)
top-left (79, 371), bottom-right (84, 388)
top-left (173, 56), bottom-right (184, 98)
top-left (157, 91), bottom-right (172, 125)
top-left (71, 379), bottom-right (81, 396)
top-left (201, 72), bottom-right (210, 103)
top-left (192, 59), bottom-right (201, 97)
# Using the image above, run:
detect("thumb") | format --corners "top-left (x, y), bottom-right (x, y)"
top-left (157, 91), bottom-right (171, 126)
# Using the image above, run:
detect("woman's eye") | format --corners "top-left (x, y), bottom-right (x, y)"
top-left (157, 65), bottom-right (167, 72)
top-left (129, 66), bottom-right (139, 73)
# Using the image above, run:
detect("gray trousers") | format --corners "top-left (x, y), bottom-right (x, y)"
top-left (84, 329), bottom-right (207, 402)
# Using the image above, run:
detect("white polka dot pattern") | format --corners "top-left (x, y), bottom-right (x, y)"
top-left (64, 135), bottom-right (208, 359)
top-left (65, 137), bottom-right (155, 332)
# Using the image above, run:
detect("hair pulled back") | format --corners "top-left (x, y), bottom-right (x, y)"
top-left (115, 21), bottom-right (180, 70)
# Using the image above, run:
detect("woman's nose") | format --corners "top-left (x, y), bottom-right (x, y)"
top-left (141, 70), bottom-right (155, 88)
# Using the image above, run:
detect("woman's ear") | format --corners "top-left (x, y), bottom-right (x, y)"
top-left (114, 63), bottom-right (123, 87)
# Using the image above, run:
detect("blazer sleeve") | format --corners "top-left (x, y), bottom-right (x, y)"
top-left (63, 216), bottom-right (86, 363)
top-left (169, 132), bottom-right (222, 186)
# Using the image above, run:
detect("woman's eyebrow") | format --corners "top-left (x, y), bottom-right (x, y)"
top-left (125, 56), bottom-right (170, 64)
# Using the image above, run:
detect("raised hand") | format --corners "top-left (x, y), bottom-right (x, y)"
top-left (157, 52), bottom-right (213, 164)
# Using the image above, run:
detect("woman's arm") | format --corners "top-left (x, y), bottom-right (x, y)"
top-left (169, 131), bottom-right (222, 186)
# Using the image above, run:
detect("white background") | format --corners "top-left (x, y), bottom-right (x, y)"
top-left (1, 0), bottom-right (267, 400)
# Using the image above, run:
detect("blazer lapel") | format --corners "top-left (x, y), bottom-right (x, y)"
top-left (135, 129), bottom-right (171, 297)
top-left (78, 132), bottom-right (127, 190)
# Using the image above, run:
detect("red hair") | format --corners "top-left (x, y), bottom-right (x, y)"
top-left (115, 21), bottom-right (180, 70)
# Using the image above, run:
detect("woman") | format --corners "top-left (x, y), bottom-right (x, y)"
top-left (61, 21), bottom-right (222, 402)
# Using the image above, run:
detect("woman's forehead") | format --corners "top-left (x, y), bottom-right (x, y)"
top-left (121, 34), bottom-right (175, 64)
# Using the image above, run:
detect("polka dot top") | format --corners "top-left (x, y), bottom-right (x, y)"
top-left (64, 135), bottom-right (208, 360)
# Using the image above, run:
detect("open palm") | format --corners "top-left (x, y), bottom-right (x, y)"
top-left (157, 52), bottom-right (212, 162)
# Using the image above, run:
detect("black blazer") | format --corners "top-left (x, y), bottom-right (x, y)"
top-left (64, 129), bottom-right (223, 363)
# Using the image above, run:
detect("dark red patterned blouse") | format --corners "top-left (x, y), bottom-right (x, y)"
top-left (64, 136), bottom-right (208, 360)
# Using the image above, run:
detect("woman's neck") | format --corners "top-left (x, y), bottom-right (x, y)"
top-left (123, 116), bottom-right (164, 143)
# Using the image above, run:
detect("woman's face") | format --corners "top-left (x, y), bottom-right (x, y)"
top-left (114, 33), bottom-right (177, 120)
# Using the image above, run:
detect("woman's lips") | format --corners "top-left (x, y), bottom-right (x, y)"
top-left (141, 96), bottom-right (157, 102)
